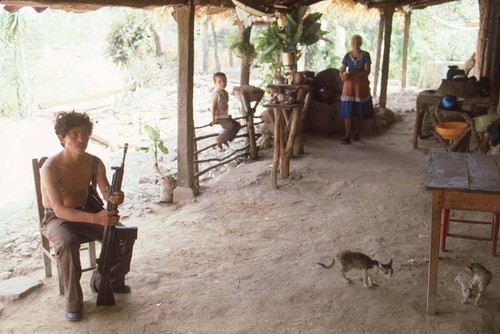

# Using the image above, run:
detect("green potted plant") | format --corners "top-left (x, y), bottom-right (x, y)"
top-left (255, 6), bottom-right (328, 81)
top-left (137, 124), bottom-right (176, 203)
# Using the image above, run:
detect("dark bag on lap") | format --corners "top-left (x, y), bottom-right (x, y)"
top-left (87, 156), bottom-right (104, 213)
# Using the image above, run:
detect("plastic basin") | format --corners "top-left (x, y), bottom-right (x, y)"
top-left (473, 114), bottom-right (500, 132)
top-left (436, 122), bottom-right (468, 139)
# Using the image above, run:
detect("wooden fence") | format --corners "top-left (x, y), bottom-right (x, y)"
top-left (193, 115), bottom-right (262, 183)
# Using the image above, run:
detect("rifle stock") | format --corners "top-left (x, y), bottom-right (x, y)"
top-left (96, 144), bottom-right (137, 306)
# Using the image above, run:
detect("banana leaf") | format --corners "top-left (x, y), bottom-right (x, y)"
top-left (303, 12), bottom-right (322, 27)
top-left (293, 22), bottom-right (304, 47)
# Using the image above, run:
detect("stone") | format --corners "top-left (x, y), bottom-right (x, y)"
top-left (0, 301), bottom-right (3, 314)
top-left (144, 273), bottom-right (160, 284)
top-left (15, 237), bottom-right (27, 245)
top-left (3, 243), bottom-right (14, 251)
top-left (0, 276), bottom-right (43, 300)
top-left (0, 272), bottom-right (12, 281)
top-left (138, 177), bottom-right (151, 184)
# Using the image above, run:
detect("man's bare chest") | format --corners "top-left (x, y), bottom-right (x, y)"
top-left (56, 165), bottom-right (92, 194)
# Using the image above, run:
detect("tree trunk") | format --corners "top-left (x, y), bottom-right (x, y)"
top-left (202, 19), bottom-right (209, 74)
top-left (402, 11), bottom-right (411, 90)
top-left (211, 19), bottom-right (220, 72)
top-left (150, 25), bottom-right (164, 57)
top-left (373, 9), bottom-right (384, 97)
top-left (379, 2), bottom-right (395, 109)
top-left (229, 47), bottom-right (234, 67)
top-left (237, 21), bottom-right (252, 85)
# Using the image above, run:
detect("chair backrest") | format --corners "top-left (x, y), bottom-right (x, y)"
top-left (32, 157), bottom-right (48, 224)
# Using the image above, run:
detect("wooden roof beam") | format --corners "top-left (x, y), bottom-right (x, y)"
top-left (0, 0), bottom-right (234, 11)
top-left (367, 0), bottom-right (459, 10)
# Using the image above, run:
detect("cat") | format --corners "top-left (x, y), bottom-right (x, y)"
top-left (455, 258), bottom-right (492, 306)
top-left (317, 250), bottom-right (393, 288)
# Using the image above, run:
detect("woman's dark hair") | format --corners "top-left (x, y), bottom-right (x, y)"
top-left (213, 72), bottom-right (227, 82)
top-left (54, 111), bottom-right (93, 137)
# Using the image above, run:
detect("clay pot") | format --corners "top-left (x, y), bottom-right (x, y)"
top-left (159, 177), bottom-right (177, 203)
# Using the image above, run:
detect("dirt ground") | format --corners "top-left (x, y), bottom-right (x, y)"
top-left (1, 91), bottom-right (499, 333)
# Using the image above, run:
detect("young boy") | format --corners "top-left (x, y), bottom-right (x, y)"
top-left (210, 72), bottom-right (241, 149)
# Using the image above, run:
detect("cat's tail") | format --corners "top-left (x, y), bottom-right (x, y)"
top-left (317, 258), bottom-right (336, 269)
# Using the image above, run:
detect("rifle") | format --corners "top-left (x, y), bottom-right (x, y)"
top-left (96, 144), bottom-right (138, 306)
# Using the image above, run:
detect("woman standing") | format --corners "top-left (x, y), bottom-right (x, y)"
top-left (339, 35), bottom-right (374, 144)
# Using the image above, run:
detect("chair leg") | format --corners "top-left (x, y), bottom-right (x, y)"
top-left (441, 209), bottom-right (450, 252)
top-left (41, 234), bottom-right (53, 278)
top-left (88, 241), bottom-right (97, 267)
top-left (492, 213), bottom-right (499, 256)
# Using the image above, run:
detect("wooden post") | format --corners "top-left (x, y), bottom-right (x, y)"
top-left (402, 11), bottom-right (411, 90)
top-left (281, 108), bottom-right (300, 179)
top-left (242, 94), bottom-right (258, 160)
top-left (475, 0), bottom-right (491, 78)
top-left (272, 108), bottom-right (281, 189)
top-left (373, 9), bottom-right (385, 97)
top-left (173, 1), bottom-right (198, 202)
top-left (487, 0), bottom-right (500, 112)
top-left (295, 91), bottom-right (311, 155)
top-left (279, 113), bottom-right (286, 179)
top-left (379, 2), bottom-right (395, 109)
top-left (238, 21), bottom-right (252, 85)
top-left (427, 190), bottom-right (443, 315)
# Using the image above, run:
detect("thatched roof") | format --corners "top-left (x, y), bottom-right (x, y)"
top-left (0, 0), bottom-right (459, 13)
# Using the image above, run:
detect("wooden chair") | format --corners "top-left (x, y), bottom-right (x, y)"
top-left (32, 157), bottom-right (97, 294)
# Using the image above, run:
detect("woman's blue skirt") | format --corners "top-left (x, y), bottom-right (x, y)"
top-left (341, 99), bottom-right (375, 119)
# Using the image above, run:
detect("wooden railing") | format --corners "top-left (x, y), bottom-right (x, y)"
top-left (193, 115), bottom-right (262, 182)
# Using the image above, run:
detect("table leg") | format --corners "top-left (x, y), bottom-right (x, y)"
top-left (427, 190), bottom-right (443, 315)
top-left (279, 112), bottom-right (286, 179)
top-left (295, 92), bottom-right (311, 155)
top-left (272, 108), bottom-right (281, 189)
top-left (282, 107), bottom-right (300, 179)
top-left (492, 213), bottom-right (499, 256)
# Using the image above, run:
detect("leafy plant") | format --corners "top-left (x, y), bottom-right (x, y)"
top-left (137, 124), bottom-right (175, 179)
top-left (106, 13), bottom-right (155, 68)
top-left (228, 28), bottom-right (256, 66)
top-left (255, 6), bottom-right (329, 79)
top-left (0, 12), bottom-right (30, 118)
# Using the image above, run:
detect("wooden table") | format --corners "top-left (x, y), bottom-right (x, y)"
top-left (424, 151), bottom-right (500, 314)
top-left (264, 84), bottom-right (310, 189)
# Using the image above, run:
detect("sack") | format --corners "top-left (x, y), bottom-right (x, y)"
top-left (87, 156), bottom-right (104, 212)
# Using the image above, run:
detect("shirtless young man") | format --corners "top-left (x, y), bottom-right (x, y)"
top-left (40, 111), bottom-right (134, 322)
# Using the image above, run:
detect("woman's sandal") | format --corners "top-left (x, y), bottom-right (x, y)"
top-left (353, 134), bottom-right (360, 141)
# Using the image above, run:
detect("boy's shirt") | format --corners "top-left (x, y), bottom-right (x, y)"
top-left (212, 88), bottom-right (229, 119)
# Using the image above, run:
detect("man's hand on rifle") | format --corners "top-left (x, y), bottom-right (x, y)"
top-left (94, 210), bottom-right (120, 225)
top-left (107, 190), bottom-right (125, 205)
